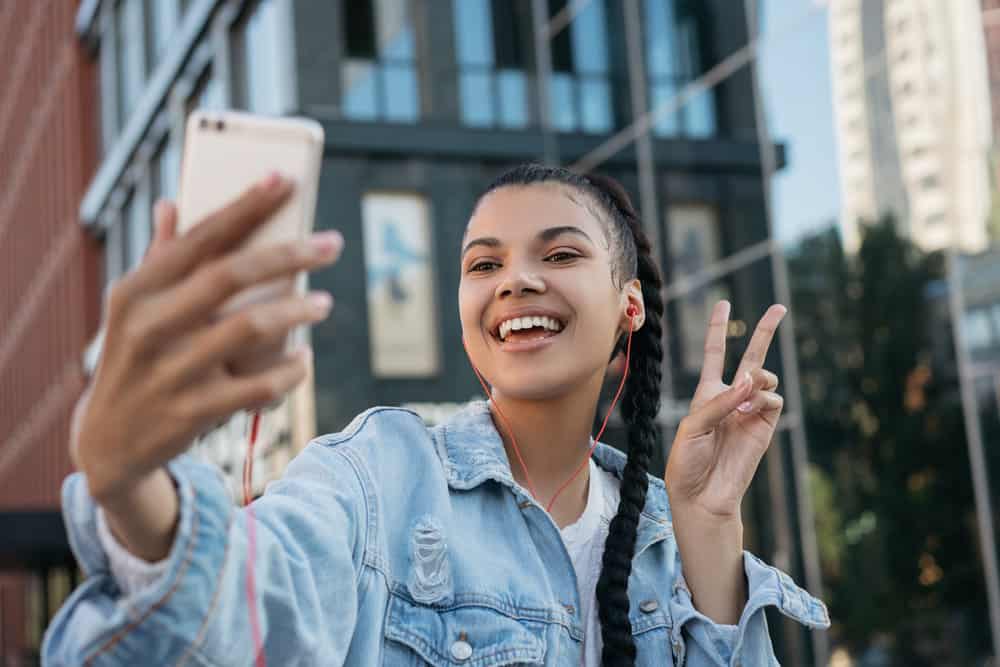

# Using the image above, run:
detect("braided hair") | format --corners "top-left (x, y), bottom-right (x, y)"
top-left (478, 164), bottom-right (664, 665)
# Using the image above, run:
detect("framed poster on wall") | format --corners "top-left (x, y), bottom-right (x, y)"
top-left (361, 192), bottom-right (440, 377)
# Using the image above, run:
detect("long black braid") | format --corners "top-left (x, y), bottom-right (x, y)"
top-left (478, 165), bottom-right (664, 665)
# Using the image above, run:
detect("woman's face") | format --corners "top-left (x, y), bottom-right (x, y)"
top-left (459, 184), bottom-right (637, 401)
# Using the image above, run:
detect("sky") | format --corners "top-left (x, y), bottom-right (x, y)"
top-left (758, 0), bottom-right (843, 245)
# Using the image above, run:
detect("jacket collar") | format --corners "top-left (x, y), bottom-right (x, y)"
top-left (436, 401), bottom-right (674, 552)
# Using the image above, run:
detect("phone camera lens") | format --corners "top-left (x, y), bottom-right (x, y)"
top-left (199, 117), bottom-right (208, 129)
top-left (216, 119), bottom-right (225, 131)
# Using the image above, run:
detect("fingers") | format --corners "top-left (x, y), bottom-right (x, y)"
top-left (681, 366), bottom-right (784, 435)
top-left (190, 346), bottom-right (312, 418)
top-left (699, 300), bottom-right (731, 387)
top-left (752, 367), bottom-right (778, 392)
top-left (736, 390), bottom-right (783, 416)
top-left (735, 368), bottom-right (781, 415)
top-left (142, 231), bottom-right (343, 345)
top-left (163, 291), bottom-right (333, 384)
top-left (683, 370), bottom-right (754, 435)
top-left (146, 200), bottom-right (178, 261)
top-left (127, 174), bottom-right (294, 296)
top-left (735, 304), bottom-right (787, 379)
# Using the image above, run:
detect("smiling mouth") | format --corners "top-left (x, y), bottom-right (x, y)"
top-left (490, 315), bottom-right (566, 346)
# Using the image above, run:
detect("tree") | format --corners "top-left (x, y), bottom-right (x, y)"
top-left (788, 217), bottom-right (990, 664)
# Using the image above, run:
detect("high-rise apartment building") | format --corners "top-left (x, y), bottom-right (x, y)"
top-left (830, 0), bottom-right (993, 253)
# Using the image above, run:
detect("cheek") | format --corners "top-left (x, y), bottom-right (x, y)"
top-left (457, 280), bottom-right (487, 340)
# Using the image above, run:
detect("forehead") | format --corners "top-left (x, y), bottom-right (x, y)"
top-left (464, 184), bottom-right (608, 244)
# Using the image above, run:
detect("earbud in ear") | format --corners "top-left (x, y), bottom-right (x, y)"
top-left (627, 305), bottom-right (639, 318)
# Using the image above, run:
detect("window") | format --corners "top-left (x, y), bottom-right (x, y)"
top-left (546, 0), bottom-right (612, 134)
top-left (644, 0), bottom-right (716, 138)
top-left (341, 0), bottom-right (420, 123)
top-left (192, 66), bottom-right (225, 112)
top-left (231, 0), bottom-right (293, 116)
top-left (453, 0), bottom-right (531, 129)
top-left (126, 179), bottom-right (153, 269)
top-left (117, 0), bottom-right (149, 126)
top-left (104, 210), bottom-right (126, 287)
top-left (148, 0), bottom-right (181, 66)
top-left (667, 203), bottom-right (729, 373)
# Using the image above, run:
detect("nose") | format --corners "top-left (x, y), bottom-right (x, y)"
top-left (495, 270), bottom-right (546, 299)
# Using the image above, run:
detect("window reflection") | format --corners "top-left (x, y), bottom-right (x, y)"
top-left (127, 188), bottom-right (151, 270)
top-left (546, 0), bottom-right (612, 134)
top-left (497, 70), bottom-right (528, 128)
top-left (459, 72), bottom-right (494, 127)
top-left (644, 0), bottom-right (716, 138)
top-left (232, 0), bottom-right (289, 116)
top-left (454, 0), bottom-right (531, 130)
top-left (343, 60), bottom-right (379, 121)
top-left (341, 0), bottom-right (420, 123)
top-left (149, 0), bottom-right (181, 66)
top-left (117, 0), bottom-right (147, 125)
top-left (383, 65), bottom-right (418, 122)
top-left (549, 73), bottom-right (576, 132)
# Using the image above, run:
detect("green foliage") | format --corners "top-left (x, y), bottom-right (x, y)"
top-left (790, 217), bottom-right (990, 661)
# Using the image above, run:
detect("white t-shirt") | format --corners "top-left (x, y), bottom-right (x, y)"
top-left (558, 457), bottom-right (621, 666)
top-left (97, 459), bottom-right (623, 664)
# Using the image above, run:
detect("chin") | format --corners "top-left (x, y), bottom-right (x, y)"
top-left (485, 364), bottom-right (594, 403)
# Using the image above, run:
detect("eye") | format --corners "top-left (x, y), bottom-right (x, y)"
top-left (468, 260), bottom-right (499, 273)
top-left (545, 251), bottom-right (580, 263)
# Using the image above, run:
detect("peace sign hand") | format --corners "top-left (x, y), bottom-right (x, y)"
top-left (664, 300), bottom-right (787, 521)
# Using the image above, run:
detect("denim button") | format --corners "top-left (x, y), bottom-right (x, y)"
top-left (450, 639), bottom-right (473, 661)
top-left (639, 599), bottom-right (659, 613)
top-left (563, 604), bottom-right (576, 615)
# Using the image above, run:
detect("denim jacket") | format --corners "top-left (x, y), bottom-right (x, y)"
top-left (43, 401), bottom-right (829, 666)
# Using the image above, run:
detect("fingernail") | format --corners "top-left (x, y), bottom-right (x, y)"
top-left (259, 171), bottom-right (283, 191)
top-left (311, 230), bottom-right (343, 255)
top-left (737, 401), bottom-right (754, 413)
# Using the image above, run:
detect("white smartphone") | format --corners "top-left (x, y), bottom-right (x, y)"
top-left (176, 109), bottom-right (325, 374)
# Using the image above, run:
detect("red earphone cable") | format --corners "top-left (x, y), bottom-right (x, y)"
top-left (464, 309), bottom-right (637, 512)
top-left (244, 410), bottom-right (266, 667)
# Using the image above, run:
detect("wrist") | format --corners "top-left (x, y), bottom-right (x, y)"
top-left (669, 495), bottom-right (744, 532)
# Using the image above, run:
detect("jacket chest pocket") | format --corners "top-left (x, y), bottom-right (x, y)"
top-left (631, 605), bottom-right (675, 667)
top-left (383, 593), bottom-right (547, 666)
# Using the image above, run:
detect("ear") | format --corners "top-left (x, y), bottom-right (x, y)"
top-left (620, 278), bottom-right (645, 333)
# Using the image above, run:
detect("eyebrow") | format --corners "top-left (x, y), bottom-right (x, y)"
top-left (461, 225), bottom-right (594, 258)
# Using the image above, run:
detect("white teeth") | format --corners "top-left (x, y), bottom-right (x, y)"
top-left (497, 315), bottom-right (565, 341)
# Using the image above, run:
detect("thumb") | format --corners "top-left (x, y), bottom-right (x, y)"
top-left (683, 372), bottom-right (753, 435)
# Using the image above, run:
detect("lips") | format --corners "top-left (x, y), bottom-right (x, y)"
top-left (493, 327), bottom-right (563, 352)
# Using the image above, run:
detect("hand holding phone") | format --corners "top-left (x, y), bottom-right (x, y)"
top-left (72, 179), bottom-right (342, 504)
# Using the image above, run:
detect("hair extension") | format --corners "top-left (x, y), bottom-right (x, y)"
top-left (479, 165), bottom-right (664, 665)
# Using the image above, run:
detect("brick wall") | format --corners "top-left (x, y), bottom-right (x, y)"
top-left (0, 0), bottom-right (101, 509)
top-left (0, 0), bottom-right (101, 661)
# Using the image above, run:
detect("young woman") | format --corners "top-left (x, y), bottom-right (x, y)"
top-left (43, 165), bottom-right (828, 666)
